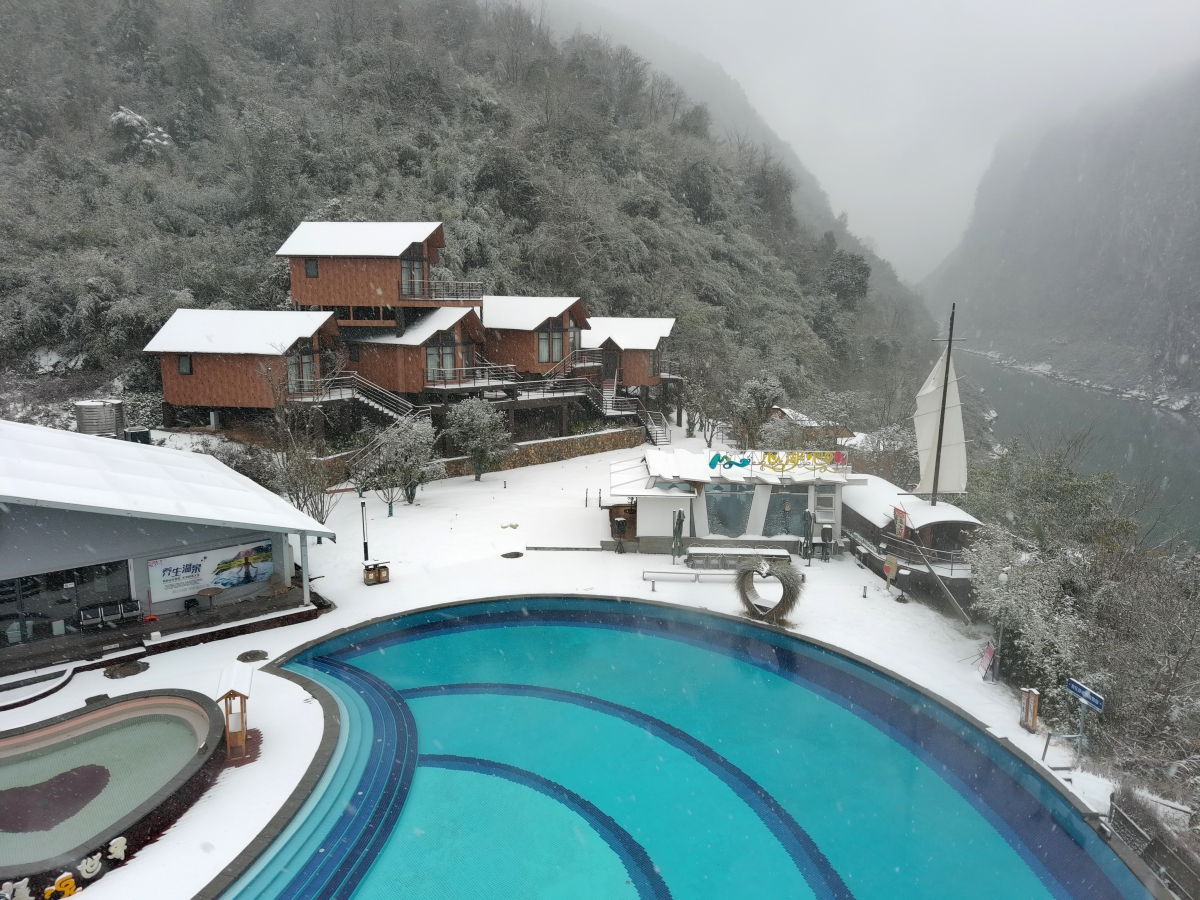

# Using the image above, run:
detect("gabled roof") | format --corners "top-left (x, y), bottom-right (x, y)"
top-left (840, 473), bottom-right (980, 530)
top-left (355, 307), bottom-right (478, 346)
top-left (582, 317), bottom-right (675, 351)
top-left (0, 420), bottom-right (335, 538)
top-left (143, 310), bottom-right (332, 356)
top-left (275, 222), bottom-right (443, 257)
top-left (481, 296), bottom-right (583, 331)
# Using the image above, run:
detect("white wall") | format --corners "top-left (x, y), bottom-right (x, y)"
top-left (637, 496), bottom-right (692, 537)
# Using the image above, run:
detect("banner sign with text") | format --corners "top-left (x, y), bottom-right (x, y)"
top-left (148, 540), bottom-right (273, 602)
top-left (1067, 678), bottom-right (1104, 713)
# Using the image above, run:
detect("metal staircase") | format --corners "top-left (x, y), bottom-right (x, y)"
top-left (290, 373), bottom-right (429, 422)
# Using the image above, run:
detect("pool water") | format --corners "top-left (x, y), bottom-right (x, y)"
top-left (0, 714), bottom-right (198, 865)
top-left (224, 598), bottom-right (1152, 900)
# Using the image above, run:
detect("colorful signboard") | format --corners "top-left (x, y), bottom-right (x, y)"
top-left (708, 450), bottom-right (849, 473)
top-left (978, 643), bottom-right (996, 676)
top-left (148, 540), bottom-right (274, 602)
top-left (894, 508), bottom-right (907, 539)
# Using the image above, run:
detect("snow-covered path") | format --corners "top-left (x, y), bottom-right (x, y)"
top-left (4, 428), bottom-right (1093, 899)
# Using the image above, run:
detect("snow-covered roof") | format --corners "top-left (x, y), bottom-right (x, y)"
top-left (275, 222), bottom-right (443, 257)
top-left (0, 420), bottom-right (335, 538)
top-left (613, 448), bottom-right (850, 494)
top-left (481, 296), bottom-right (581, 331)
top-left (582, 317), bottom-right (675, 351)
top-left (143, 309), bottom-right (332, 356)
top-left (354, 307), bottom-right (475, 346)
top-left (841, 473), bottom-right (980, 531)
top-left (609, 456), bottom-right (699, 500)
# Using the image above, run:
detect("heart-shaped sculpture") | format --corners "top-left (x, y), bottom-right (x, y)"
top-left (0, 765), bottom-right (111, 833)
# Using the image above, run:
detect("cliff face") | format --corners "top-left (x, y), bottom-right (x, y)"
top-left (925, 63), bottom-right (1200, 392)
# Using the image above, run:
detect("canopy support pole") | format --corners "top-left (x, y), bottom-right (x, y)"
top-left (299, 531), bottom-right (311, 606)
top-left (930, 303), bottom-right (956, 507)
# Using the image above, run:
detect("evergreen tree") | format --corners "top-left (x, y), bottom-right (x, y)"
top-left (447, 399), bottom-right (509, 481)
top-left (372, 418), bottom-right (443, 513)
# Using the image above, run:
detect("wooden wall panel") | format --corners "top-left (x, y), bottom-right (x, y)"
top-left (159, 353), bottom-right (287, 408)
top-left (620, 349), bottom-right (661, 387)
top-left (289, 257), bottom-right (403, 307)
top-left (346, 344), bottom-right (427, 393)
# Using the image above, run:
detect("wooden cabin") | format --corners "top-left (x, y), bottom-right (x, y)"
top-left (341, 307), bottom-right (486, 396)
top-left (480, 296), bottom-right (591, 375)
top-left (278, 222), bottom-right (484, 329)
top-left (769, 407), bottom-right (855, 442)
top-left (144, 309), bottom-right (335, 415)
top-left (581, 317), bottom-right (676, 388)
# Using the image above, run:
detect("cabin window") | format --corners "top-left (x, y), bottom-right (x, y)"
top-left (815, 484), bottom-right (836, 511)
top-left (568, 316), bottom-right (581, 354)
top-left (348, 344), bottom-right (360, 362)
top-left (649, 346), bottom-right (661, 376)
top-left (382, 306), bottom-right (397, 321)
top-left (352, 305), bottom-right (381, 320)
top-left (287, 338), bottom-right (316, 392)
top-left (401, 244), bottom-right (426, 297)
top-left (538, 319), bottom-right (565, 363)
top-left (425, 331), bottom-right (456, 381)
top-left (177, 354), bottom-right (192, 375)
top-left (305, 259), bottom-right (319, 278)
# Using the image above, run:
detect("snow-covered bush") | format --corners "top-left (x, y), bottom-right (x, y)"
top-left (108, 106), bottom-right (174, 159)
top-left (372, 418), bottom-right (444, 513)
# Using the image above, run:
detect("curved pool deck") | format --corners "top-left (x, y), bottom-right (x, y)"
top-left (221, 597), bottom-right (1155, 900)
top-left (0, 690), bottom-right (225, 888)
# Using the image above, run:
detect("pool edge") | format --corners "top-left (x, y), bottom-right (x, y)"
top-left (196, 592), bottom-right (1173, 900)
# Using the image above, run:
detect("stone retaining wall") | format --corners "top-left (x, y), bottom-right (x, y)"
top-left (440, 426), bottom-right (646, 479)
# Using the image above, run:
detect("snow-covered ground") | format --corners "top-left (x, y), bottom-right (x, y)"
top-left (4, 426), bottom-right (1102, 898)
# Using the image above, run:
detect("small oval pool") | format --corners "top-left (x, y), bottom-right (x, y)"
top-left (226, 598), bottom-right (1152, 900)
top-left (1, 691), bottom-right (224, 887)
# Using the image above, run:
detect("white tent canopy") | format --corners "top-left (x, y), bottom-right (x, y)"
top-left (0, 420), bottom-right (334, 538)
top-left (913, 350), bottom-right (967, 495)
top-left (143, 309), bottom-right (332, 356)
top-left (275, 222), bottom-right (442, 257)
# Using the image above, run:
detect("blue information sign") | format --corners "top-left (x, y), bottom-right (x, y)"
top-left (1067, 678), bottom-right (1104, 713)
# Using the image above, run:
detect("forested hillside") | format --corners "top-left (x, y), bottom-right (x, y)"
top-left (0, 0), bottom-right (932, 413)
top-left (925, 62), bottom-right (1200, 394)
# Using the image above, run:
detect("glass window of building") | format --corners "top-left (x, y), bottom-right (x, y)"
top-left (705, 484), bottom-right (756, 537)
top-left (764, 485), bottom-right (809, 537)
top-left (178, 354), bottom-right (192, 375)
top-left (1, 561), bottom-right (132, 645)
top-left (304, 258), bottom-right (319, 278)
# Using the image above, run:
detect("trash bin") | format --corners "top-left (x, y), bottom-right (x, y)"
top-left (124, 426), bottom-right (151, 444)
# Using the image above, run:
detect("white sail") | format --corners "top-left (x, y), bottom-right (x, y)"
top-left (914, 350), bottom-right (967, 494)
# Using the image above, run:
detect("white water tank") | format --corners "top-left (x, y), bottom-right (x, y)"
top-left (75, 399), bottom-right (125, 436)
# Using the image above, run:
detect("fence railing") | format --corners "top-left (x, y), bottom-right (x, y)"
top-left (289, 373), bottom-right (428, 421)
top-left (659, 359), bottom-right (682, 379)
top-left (423, 361), bottom-right (519, 387)
top-left (398, 280), bottom-right (484, 301)
top-left (849, 530), bottom-right (969, 575)
top-left (543, 348), bottom-right (604, 381)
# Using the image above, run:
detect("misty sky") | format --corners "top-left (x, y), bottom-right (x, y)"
top-left (548, 0), bottom-right (1200, 283)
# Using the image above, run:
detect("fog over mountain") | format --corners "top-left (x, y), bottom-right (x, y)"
top-left (925, 62), bottom-right (1200, 393)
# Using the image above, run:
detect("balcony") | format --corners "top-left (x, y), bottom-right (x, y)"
top-left (399, 280), bottom-right (485, 302)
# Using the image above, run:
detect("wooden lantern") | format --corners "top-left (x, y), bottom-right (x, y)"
top-left (216, 662), bottom-right (255, 760)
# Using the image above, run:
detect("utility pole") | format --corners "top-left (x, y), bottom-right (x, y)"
top-left (930, 303), bottom-right (956, 507)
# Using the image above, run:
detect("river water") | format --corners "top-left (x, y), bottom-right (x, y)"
top-left (955, 352), bottom-right (1200, 544)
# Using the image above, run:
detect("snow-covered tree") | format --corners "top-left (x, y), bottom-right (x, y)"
top-left (734, 373), bottom-right (783, 449)
top-left (108, 106), bottom-right (173, 158)
top-left (372, 418), bottom-right (444, 513)
top-left (447, 398), bottom-right (510, 481)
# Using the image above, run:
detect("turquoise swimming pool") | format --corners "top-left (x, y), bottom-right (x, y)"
top-left (224, 598), bottom-right (1152, 900)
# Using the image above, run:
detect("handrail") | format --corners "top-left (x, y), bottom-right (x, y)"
top-left (397, 279), bottom-right (484, 301)
top-left (658, 359), bottom-right (682, 379)
top-left (289, 373), bottom-right (429, 421)
top-left (544, 348), bottom-right (604, 381)
top-left (423, 362), bottom-right (519, 387)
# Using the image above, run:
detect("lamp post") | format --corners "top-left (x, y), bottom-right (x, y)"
top-left (992, 570), bottom-right (1009, 682)
top-left (361, 500), bottom-right (369, 562)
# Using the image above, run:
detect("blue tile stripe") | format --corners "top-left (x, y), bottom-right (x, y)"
top-left (404, 683), bottom-right (856, 900)
top-left (272, 657), bottom-right (418, 900)
top-left (420, 754), bottom-right (673, 900)
top-left (335, 603), bottom-right (1145, 900)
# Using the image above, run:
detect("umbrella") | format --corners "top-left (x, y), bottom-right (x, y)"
top-left (671, 508), bottom-right (685, 563)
